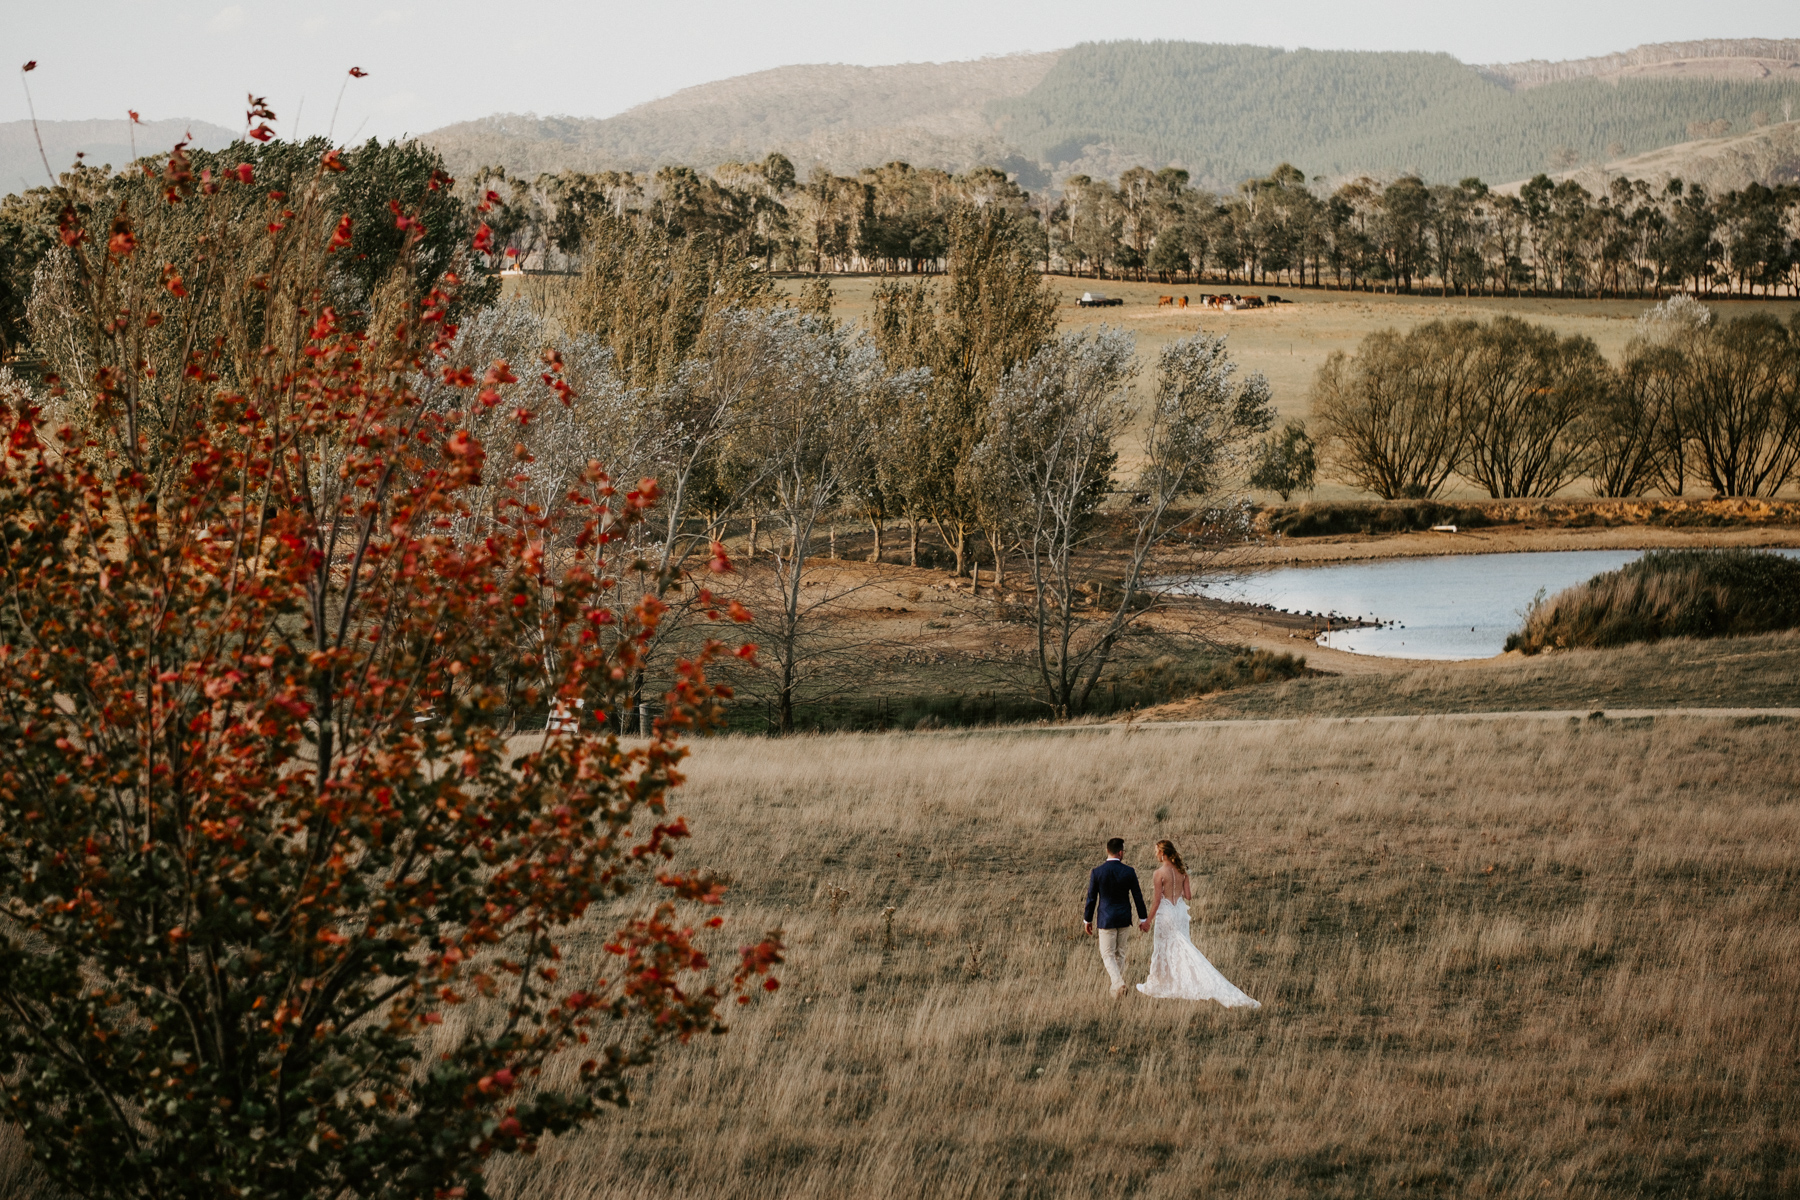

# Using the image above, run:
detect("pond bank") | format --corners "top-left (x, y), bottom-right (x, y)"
top-left (1229, 522), bottom-right (1800, 567)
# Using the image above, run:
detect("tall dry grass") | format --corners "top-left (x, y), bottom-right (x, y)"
top-left (480, 715), bottom-right (1800, 1198)
top-left (1507, 549), bottom-right (1800, 654)
top-left (1207, 628), bottom-right (1800, 719)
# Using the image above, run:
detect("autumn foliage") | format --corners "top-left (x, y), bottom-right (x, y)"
top-left (0, 105), bottom-right (777, 1200)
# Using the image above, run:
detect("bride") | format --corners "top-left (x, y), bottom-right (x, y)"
top-left (1136, 840), bottom-right (1261, 1008)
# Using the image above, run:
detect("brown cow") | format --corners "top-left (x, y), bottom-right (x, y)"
top-left (1177, 296), bottom-right (1188, 308)
top-left (1157, 296), bottom-right (1174, 307)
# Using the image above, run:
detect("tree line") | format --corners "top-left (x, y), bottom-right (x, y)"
top-left (452, 155), bottom-right (1799, 298)
top-left (8, 138), bottom-right (1800, 367)
top-left (1312, 297), bottom-right (1800, 500)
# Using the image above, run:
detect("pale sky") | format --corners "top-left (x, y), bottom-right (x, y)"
top-left (8, 0), bottom-right (1800, 140)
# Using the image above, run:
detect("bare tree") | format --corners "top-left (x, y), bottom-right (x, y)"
top-left (1588, 341), bottom-right (1682, 497)
top-left (1634, 296), bottom-right (1716, 495)
top-left (1460, 317), bottom-right (1606, 498)
top-left (979, 329), bottom-right (1274, 718)
top-left (720, 309), bottom-right (923, 732)
top-left (1311, 323), bottom-right (1476, 499)
top-left (1677, 314), bottom-right (1800, 496)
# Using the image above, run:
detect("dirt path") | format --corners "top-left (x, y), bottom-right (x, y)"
top-left (910, 706), bottom-right (1800, 735)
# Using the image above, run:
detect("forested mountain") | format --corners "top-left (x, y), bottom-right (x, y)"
top-left (991, 42), bottom-right (1800, 189)
top-left (422, 39), bottom-right (1800, 191)
top-left (1, 118), bottom-right (237, 197)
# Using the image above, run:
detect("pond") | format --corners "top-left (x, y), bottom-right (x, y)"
top-left (1180, 548), bottom-right (1800, 661)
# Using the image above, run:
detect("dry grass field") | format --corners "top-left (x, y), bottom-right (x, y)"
top-left (487, 715), bottom-right (1800, 1199)
top-left (1201, 630), bottom-right (1800, 718)
top-left (798, 278), bottom-right (1800, 501)
top-left (504, 272), bottom-right (1799, 500)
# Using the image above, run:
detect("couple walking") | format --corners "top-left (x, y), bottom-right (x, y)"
top-left (1083, 837), bottom-right (1260, 1007)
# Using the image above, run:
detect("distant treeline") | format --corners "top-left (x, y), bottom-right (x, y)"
top-left (462, 155), bottom-right (1800, 300)
top-left (6, 137), bottom-right (1800, 362)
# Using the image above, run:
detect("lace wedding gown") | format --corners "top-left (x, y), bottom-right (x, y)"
top-left (1136, 898), bottom-right (1261, 1008)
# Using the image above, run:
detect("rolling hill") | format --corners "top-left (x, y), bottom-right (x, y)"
top-left (425, 54), bottom-right (1062, 185)
top-left (423, 38), bottom-right (1800, 192)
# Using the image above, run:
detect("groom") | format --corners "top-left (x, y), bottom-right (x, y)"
top-left (1083, 837), bottom-right (1147, 998)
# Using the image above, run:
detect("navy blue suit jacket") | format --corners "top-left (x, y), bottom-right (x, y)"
top-left (1084, 858), bottom-right (1147, 930)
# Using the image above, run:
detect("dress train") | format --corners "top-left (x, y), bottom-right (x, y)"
top-left (1136, 898), bottom-right (1260, 1008)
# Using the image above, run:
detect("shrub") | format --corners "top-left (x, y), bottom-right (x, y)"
top-left (1505, 549), bottom-right (1800, 653)
top-left (1261, 499), bottom-right (1493, 538)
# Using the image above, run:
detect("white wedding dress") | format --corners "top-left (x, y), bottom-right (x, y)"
top-left (1137, 897), bottom-right (1261, 1008)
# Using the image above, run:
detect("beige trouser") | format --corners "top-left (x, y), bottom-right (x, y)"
top-left (1097, 925), bottom-right (1130, 991)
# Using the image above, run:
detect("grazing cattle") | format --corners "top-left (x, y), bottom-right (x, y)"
top-left (1157, 296), bottom-right (1174, 307)
top-left (1177, 296), bottom-right (1189, 308)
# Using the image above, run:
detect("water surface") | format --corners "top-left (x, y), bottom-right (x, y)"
top-left (1184, 548), bottom-right (1799, 660)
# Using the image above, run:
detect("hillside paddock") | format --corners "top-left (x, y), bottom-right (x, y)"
top-left (809, 278), bottom-right (1800, 497)
top-left (485, 715), bottom-right (1799, 1199)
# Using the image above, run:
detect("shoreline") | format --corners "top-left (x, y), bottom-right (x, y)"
top-left (1227, 522), bottom-right (1800, 567)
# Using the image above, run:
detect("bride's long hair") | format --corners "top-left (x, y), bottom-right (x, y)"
top-left (1156, 839), bottom-right (1187, 875)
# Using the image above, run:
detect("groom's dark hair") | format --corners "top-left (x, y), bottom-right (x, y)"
top-left (1106, 837), bottom-right (1124, 855)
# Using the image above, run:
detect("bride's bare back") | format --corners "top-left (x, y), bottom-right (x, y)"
top-left (1153, 864), bottom-right (1191, 906)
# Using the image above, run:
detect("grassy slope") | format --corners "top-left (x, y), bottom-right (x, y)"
top-left (1196, 629), bottom-right (1800, 718)
top-left (808, 276), bottom-right (1800, 498)
top-left (485, 717), bottom-right (1799, 1198)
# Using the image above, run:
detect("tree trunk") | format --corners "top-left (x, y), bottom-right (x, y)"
top-left (952, 524), bottom-right (966, 577)
top-left (778, 659), bottom-right (795, 735)
top-left (868, 517), bottom-right (883, 563)
top-left (908, 516), bottom-right (919, 567)
top-left (747, 515), bottom-right (758, 561)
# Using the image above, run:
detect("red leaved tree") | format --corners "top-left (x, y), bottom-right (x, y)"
top-left (0, 115), bottom-right (777, 1200)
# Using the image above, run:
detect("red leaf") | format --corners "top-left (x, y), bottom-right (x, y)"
top-left (234, 163), bottom-right (253, 184)
top-left (348, 66), bottom-right (368, 78)
top-left (472, 223), bottom-right (493, 253)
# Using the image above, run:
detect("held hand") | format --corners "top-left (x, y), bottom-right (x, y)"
top-left (1083, 921), bottom-right (1094, 936)
top-left (1139, 919), bottom-right (1149, 932)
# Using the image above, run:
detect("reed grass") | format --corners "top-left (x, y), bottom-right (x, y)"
top-left (1508, 549), bottom-right (1800, 654)
top-left (477, 715), bottom-right (1800, 1198)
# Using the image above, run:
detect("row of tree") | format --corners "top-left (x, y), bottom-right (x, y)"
top-left (8, 138), bottom-right (1800, 365)
top-left (1312, 297), bottom-right (1800, 500)
top-left (455, 157), bottom-right (1800, 298)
